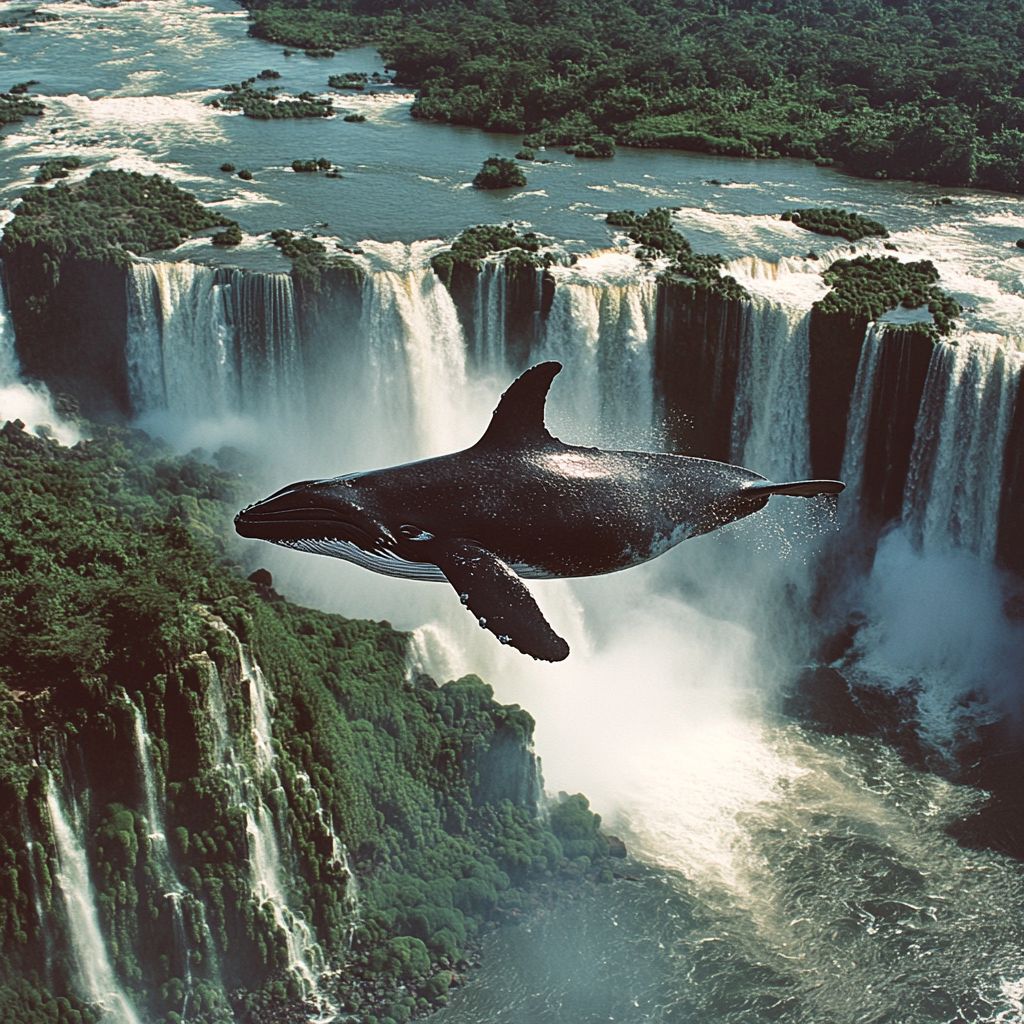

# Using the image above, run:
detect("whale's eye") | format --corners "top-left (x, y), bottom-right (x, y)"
top-left (398, 524), bottom-right (433, 541)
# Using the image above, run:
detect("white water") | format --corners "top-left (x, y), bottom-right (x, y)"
top-left (732, 296), bottom-right (811, 479)
top-left (45, 775), bottom-right (143, 1024)
top-left (126, 697), bottom-right (200, 1012)
top-left (0, 269), bottom-right (81, 445)
top-left (902, 334), bottom-right (1022, 560)
top-left (838, 324), bottom-right (885, 514)
top-left (199, 618), bottom-right (335, 1021)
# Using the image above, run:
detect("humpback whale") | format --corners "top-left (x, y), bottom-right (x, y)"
top-left (236, 362), bottom-right (844, 662)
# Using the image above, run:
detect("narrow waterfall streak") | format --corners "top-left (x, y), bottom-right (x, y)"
top-left (732, 296), bottom-right (811, 479)
top-left (127, 697), bottom-right (199, 1011)
top-left (902, 335), bottom-right (1023, 559)
top-left (44, 774), bottom-right (143, 1024)
top-left (474, 260), bottom-right (508, 369)
top-left (839, 325), bottom-right (885, 513)
top-left (0, 264), bottom-right (81, 444)
top-left (198, 618), bottom-right (335, 1021)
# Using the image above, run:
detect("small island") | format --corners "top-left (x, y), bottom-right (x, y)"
top-left (781, 208), bottom-right (889, 243)
top-left (607, 208), bottom-right (747, 301)
top-left (472, 156), bottom-right (526, 190)
top-left (212, 78), bottom-right (333, 119)
top-left (430, 224), bottom-right (550, 287)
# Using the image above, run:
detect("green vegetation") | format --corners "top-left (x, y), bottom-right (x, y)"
top-left (782, 207), bottom-right (889, 243)
top-left (815, 255), bottom-right (960, 337)
top-left (240, 0), bottom-right (1024, 191)
top-left (269, 227), bottom-right (360, 290)
top-left (343, 112), bottom-right (366, 123)
top-left (607, 208), bottom-right (747, 301)
top-left (515, 147), bottom-right (535, 161)
top-left (0, 83), bottom-right (43, 127)
top-left (328, 72), bottom-right (368, 91)
top-left (0, 420), bottom-right (611, 1023)
top-left (211, 223), bottom-right (243, 246)
top-left (472, 156), bottom-right (526, 190)
top-left (33, 156), bottom-right (81, 185)
top-left (0, 170), bottom-right (234, 280)
top-left (257, 68), bottom-right (281, 80)
top-left (238, 168), bottom-right (253, 180)
top-left (212, 78), bottom-right (333, 119)
top-left (566, 137), bottom-right (615, 159)
top-left (430, 224), bottom-right (549, 288)
top-left (219, 161), bottom-right (236, 173)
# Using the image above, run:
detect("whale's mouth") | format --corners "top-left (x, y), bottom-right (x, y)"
top-left (235, 490), bottom-right (386, 550)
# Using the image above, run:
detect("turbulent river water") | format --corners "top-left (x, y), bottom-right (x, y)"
top-left (3, 2), bottom-right (1024, 1022)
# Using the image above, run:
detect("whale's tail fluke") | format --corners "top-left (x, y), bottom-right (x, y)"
top-left (744, 479), bottom-right (845, 498)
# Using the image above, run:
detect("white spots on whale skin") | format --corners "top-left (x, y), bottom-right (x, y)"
top-left (478, 616), bottom-right (488, 628)
top-left (498, 634), bottom-right (511, 645)
top-left (459, 592), bottom-right (469, 604)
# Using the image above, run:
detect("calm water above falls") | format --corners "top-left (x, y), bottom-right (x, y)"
top-left (3, 3), bottom-right (1024, 1023)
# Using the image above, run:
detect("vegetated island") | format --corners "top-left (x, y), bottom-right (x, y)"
top-left (472, 155), bottom-right (526, 190)
top-left (813, 255), bottom-right (961, 338)
top-left (0, 81), bottom-right (44, 128)
top-left (239, 0), bottom-right (1024, 192)
top-left (430, 223), bottom-right (551, 287)
top-left (607, 208), bottom-right (747, 301)
top-left (33, 156), bottom-right (81, 184)
top-left (781, 208), bottom-right (889, 243)
top-left (269, 227), bottom-right (361, 290)
top-left (211, 77), bottom-right (334, 119)
top-left (0, 419), bottom-right (619, 1024)
top-left (0, 169), bottom-right (236, 283)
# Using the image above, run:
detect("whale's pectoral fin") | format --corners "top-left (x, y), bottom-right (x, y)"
top-left (430, 539), bottom-right (570, 662)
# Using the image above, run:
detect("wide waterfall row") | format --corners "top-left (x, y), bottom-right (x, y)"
top-left (25, 618), bottom-right (356, 1023)
top-left (120, 251), bottom-right (1023, 569)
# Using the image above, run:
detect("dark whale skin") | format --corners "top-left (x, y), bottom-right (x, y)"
top-left (236, 362), bottom-right (844, 661)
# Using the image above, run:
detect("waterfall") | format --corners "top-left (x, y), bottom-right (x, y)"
top-left (198, 619), bottom-right (335, 1020)
top-left (0, 265), bottom-right (81, 444)
top-left (902, 335), bottom-right (1023, 559)
top-left (356, 241), bottom-right (473, 459)
top-left (472, 260), bottom-right (508, 369)
top-left (126, 261), bottom-right (302, 422)
top-left (839, 325), bottom-right (885, 514)
top-left (538, 261), bottom-right (658, 445)
top-left (731, 297), bottom-right (811, 480)
top-left (44, 775), bottom-right (143, 1024)
top-left (126, 697), bottom-right (203, 1014)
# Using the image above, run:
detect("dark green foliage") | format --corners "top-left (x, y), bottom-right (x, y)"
top-left (219, 162), bottom-right (236, 173)
top-left (0, 83), bottom-right (43, 127)
top-left (213, 78), bottom-right (333, 120)
top-left (239, 0), bottom-right (1024, 192)
top-left (211, 224), bottom-right (243, 247)
top-left (269, 228), bottom-right (360, 291)
top-left (566, 136), bottom-right (615, 158)
top-left (472, 156), bottom-right (525, 190)
top-left (0, 170), bottom-right (234, 280)
top-left (343, 113), bottom-right (366, 123)
top-left (1016, 239), bottom-right (1024, 249)
top-left (237, 168), bottom-right (253, 180)
top-left (34, 157), bottom-right (82, 185)
top-left (781, 208), bottom-right (888, 243)
top-left (257, 68), bottom-right (281, 80)
top-left (291, 158), bottom-right (331, 172)
top-left (607, 208), bottom-right (747, 301)
top-left (515, 148), bottom-right (534, 161)
top-left (429, 224), bottom-right (548, 287)
top-left (0, 422), bottom-right (608, 1022)
top-left (328, 72), bottom-right (368, 91)
top-left (548, 794), bottom-right (607, 860)
top-left (815, 255), bottom-right (961, 337)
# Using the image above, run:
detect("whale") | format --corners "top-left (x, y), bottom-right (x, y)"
top-left (235, 361), bottom-right (844, 662)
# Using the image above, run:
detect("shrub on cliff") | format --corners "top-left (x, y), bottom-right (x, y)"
top-left (472, 156), bottom-right (526, 190)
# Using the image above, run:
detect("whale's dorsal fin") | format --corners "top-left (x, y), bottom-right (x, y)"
top-left (475, 361), bottom-right (561, 449)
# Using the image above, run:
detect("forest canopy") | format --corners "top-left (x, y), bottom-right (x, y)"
top-left (242, 0), bottom-right (1024, 192)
